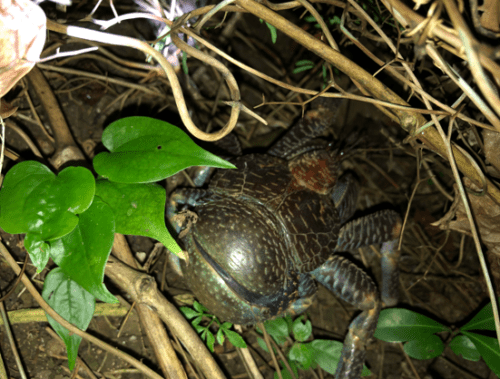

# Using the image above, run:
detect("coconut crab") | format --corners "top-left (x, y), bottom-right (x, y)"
top-left (167, 99), bottom-right (401, 378)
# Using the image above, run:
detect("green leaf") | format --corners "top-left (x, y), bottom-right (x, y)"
top-left (0, 163), bottom-right (95, 238)
top-left (181, 51), bottom-right (189, 75)
top-left (361, 364), bottom-right (371, 376)
top-left (23, 166), bottom-right (95, 240)
top-left (295, 60), bottom-right (314, 66)
top-left (309, 340), bottom-right (370, 376)
top-left (462, 331), bottom-right (500, 376)
top-left (221, 321), bottom-right (232, 330)
top-left (284, 315), bottom-right (293, 331)
top-left (374, 308), bottom-right (449, 342)
top-left (216, 328), bottom-right (225, 345)
top-left (274, 360), bottom-right (298, 379)
top-left (257, 337), bottom-right (269, 352)
top-left (309, 339), bottom-right (342, 374)
top-left (329, 16), bottom-right (341, 25)
top-left (49, 198), bottom-right (117, 303)
top-left (23, 236), bottom-right (50, 271)
top-left (264, 318), bottom-right (290, 345)
top-left (289, 342), bottom-right (313, 369)
top-left (42, 268), bottom-right (95, 370)
top-left (193, 301), bottom-right (210, 314)
top-left (292, 316), bottom-right (312, 342)
top-left (292, 65), bottom-right (314, 74)
top-left (259, 19), bottom-right (277, 43)
top-left (180, 307), bottom-right (200, 319)
top-left (224, 329), bottom-right (247, 348)
top-left (461, 298), bottom-right (500, 331)
top-left (449, 335), bottom-right (481, 361)
top-left (0, 161), bottom-right (54, 234)
top-left (0, 163), bottom-right (95, 271)
top-left (192, 316), bottom-right (203, 326)
top-left (194, 323), bottom-right (205, 333)
top-left (266, 22), bottom-right (278, 44)
top-left (403, 334), bottom-right (444, 359)
top-left (206, 330), bottom-right (215, 352)
top-left (95, 180), bottom-right (184, 257)
top-left (94, 117), bottom-right (235, 183)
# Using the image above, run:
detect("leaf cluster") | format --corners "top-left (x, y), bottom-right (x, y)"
top-left (0, 117), bottom-right (234, 369)
top-left (375, 303), bottom-right (500, 376)
top-left (180, 301), bottom-right (247, 352)
top-left (257, 316), bottom-right (371, 378)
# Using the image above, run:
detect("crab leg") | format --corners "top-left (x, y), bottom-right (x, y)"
top-left (334, 209), bottom-right (401, 306)
top-left (167, 189), bottom-right (216, 233)
top-left (311, 255), bottom-right (380, 379)
top-left (331, 173), bottom-right (359, 224)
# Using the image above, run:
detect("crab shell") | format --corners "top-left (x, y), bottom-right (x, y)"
top-left (175, 150), bottom-right (342, 325)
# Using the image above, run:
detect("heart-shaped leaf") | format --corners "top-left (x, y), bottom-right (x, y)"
top-left (23, 166), bottom-right (95, 240)
top-left (0, 162), bottom-right (95, 271)
top-left (0, 161), bottom-right (54, 233)
top-left (93, 117), bottom-right (235, 183)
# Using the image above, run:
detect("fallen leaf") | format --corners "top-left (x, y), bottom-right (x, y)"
top-left (0, 99), bottom-right (17, 118)
top-left (0, 0), bottom-right (46, 98)
top-left (483, 129), bottom-right (500, 176)
top-left (479, 0), bottom-right (500, 32)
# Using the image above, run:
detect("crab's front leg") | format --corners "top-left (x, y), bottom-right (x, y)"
top-left (166, 188), bottom-right (222, 274)
top-left (167, 189), bottom-right (208, 233)
top-left (312, 213), bottom-right (401, 378)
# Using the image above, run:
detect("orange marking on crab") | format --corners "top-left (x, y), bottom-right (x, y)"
top-left (289, 155), bottom-right (337, 194)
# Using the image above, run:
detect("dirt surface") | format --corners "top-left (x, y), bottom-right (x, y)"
top-left (0, 1), bottom-right (496, 379)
